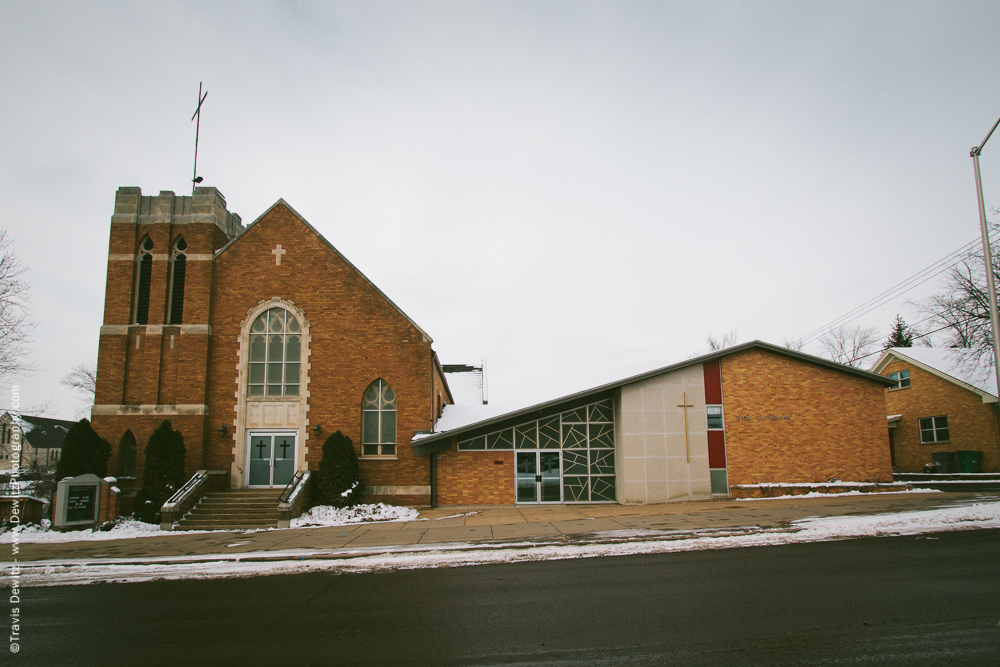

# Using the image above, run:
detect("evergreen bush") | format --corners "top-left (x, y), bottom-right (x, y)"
top-left (312, 430), bottom-right (365, 508)
top-left (133, 421), bottom-right (187, 524)
top-left (55, 419), bottom-right (111, 480)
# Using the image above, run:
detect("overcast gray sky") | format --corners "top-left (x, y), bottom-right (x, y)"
top-left (2, 1), bottom-right (1000, 420)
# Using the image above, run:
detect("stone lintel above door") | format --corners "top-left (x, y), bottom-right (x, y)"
top-left (246, 401), bottom-right (301, 429)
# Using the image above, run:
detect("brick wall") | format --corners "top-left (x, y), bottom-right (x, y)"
top-left (881, 360), bottom-right (1000, 473)
top-left (207, 203), bottom-right (435, 499)
top-left (436, 447), bottom-right (515, 505)
top-left (721, 349), bottom-right (893, 485)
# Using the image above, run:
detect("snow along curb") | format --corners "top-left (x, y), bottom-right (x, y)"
top-left (6, 501), bottom-right (1000, 587)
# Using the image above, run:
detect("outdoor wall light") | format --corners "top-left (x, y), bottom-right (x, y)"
top-left (313, 424), bottom-right (322, 436)
top-left (218, 424), bottom-right (227, 436)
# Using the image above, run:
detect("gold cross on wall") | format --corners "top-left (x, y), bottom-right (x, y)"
top-left (677, 392), bottom-right (694, 463)
top-left (271, 244), bottom-right (287, 266)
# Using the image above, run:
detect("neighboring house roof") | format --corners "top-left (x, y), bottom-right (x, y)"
top-left (871, 347), bottom-right (998, 402)
top-left (216, 199), bottom-right (433, 344)
top-left (414, 340), bottom-right (895, 455)
top-left (442, 363), bottom-right (488, 405)
top-left (1, 414), bottom-right (76, 450)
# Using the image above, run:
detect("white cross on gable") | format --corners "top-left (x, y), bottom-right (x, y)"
top-left (271, 244), bottom-right (287, 266)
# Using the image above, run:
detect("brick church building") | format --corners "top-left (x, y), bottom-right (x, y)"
top-left (93, 187), bottom-right (449, 506)
top-left (94, 186), bottom-right (896, 509)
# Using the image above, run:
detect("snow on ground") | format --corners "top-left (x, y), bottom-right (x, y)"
top-left (734, 488), bottom-right (943, 501)
top-left (291, 503), bottom-right (419, 527)
top-left (0, 504), bottom-right (420, 544)
top-left (7, 500), bottom-right (1000, 587)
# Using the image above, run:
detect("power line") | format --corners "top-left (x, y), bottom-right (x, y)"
top-left (795, 234), bottom-right (986, 348)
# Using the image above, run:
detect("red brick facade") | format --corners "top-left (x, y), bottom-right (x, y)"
top-left (880, 359), bottom-right (1000, 473)
top-left (93, 188), bottom-right (449, 505)
top-left (436, 446), bottom-right (516, 505)
top-left (720, 349), bottom-right (893, 485)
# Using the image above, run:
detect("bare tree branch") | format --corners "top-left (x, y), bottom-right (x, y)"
top-left (818, 325), bottom-right (879, 367)
top-left (0, 230), bottom-right (35, 381)
top-left (706, 328), bottom-right (740, 352)
top-left (61, 363), bottom-right (97, 396)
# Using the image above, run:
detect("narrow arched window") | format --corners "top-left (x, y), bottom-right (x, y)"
top-left (362, 379), bottom-right (396, 456)
top-left (135, 236), bottom-right (154, 324)
top-left (120, 430), bottom-right (138, 477)
top-left (247, 308), bottom-right (301, 397)
top-left (168, 236), bottom-right (187, 325)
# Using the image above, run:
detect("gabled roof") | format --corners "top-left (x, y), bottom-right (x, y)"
top-left (413, 340), bottom-right (894, 455)
top-left (216, 199), bottom-right (432, 343)
top-left (1, 413), bottom-right (76, 450)
top-left (871, 347), bottom-right (998, 401)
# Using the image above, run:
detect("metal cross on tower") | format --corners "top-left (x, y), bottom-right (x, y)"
top-left (191, 82), bottom-right (208, 194)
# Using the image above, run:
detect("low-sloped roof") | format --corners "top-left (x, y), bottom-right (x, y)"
top-left (414, 340), bottom-right (894, 455)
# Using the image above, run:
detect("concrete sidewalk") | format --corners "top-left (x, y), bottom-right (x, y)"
top-left (6, 491), bottom-right (1000, 565)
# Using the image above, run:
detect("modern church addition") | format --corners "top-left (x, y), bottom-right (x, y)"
top-left (93, 186), bottom-right (897, 511)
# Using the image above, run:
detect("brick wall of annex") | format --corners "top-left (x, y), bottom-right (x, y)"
top-left (436, 448), bottom-right (515, 505)
top-left (881, 360), bottom-right (1000, 473)
top-left (721, 349), bottom-right (893, 485)
top-left (206, 203), bottom-right (435, 496)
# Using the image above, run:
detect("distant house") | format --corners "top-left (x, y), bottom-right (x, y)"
top-left (0, 413), bottom-right (77, 472)
top-left (871, 348), bottom-right (999, 473)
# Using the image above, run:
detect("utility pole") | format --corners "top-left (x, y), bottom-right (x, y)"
top-left (971, 112), bottom-right (1000, 396)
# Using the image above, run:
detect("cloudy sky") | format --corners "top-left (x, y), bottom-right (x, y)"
top-left (2, 1), bottom-right (999, 419)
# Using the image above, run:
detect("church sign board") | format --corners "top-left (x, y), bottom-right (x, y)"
top-left (53, 474), bottom-right (102, 530)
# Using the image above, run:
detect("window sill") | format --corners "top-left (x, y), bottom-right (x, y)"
top-left (919, 441), bottom-right (950, 446)
top-left (360, 456), bottom-right (398, 461)
top-left (887, 386), bottom-right (910, 392)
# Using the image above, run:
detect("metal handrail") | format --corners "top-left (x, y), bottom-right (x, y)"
top-left (162, 470), bottom-right (208, 510)
top-left (278, 470), bottom-right (309, 506)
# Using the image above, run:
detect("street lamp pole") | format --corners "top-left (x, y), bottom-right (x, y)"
top-left (971, 113), bottom-right (1000, 396)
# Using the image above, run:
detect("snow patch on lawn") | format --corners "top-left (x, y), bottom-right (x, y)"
top-left (734, 488), bottom-right (943, 501)
top-left (291, 503), bottom-right (419, 528)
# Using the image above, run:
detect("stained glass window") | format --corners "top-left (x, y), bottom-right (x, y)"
top-left (246, 308), bottom-right (301, 397)
top-left (362, 379), bottom-right (397, 456)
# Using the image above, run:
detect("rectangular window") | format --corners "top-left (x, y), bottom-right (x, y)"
top-left (707, 405), bottom-right (724, 430)
top-left (888, 370), bottom-right (910, 389)
top-left (919, 416), bottom-right (949, 443)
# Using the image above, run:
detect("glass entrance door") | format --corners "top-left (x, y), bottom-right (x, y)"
top-left (248, 432), bottom-right (296, 487)
top-left (516, 451), bottom-right (561, 503)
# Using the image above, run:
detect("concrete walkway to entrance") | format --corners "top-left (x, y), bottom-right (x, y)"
top-left (6, 491), bottom-right (999, 565)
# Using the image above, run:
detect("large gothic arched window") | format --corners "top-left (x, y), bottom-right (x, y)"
top-left (361, 379), bottom-right (396, 456)
top-left (247, 308), bottom-right (301, 397)
top-left (134, 236), bottom-right (154, 324)
top-left (168, 236), bottom-right (187, 325)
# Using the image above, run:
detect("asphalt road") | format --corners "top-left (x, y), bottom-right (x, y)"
top-left (9, 529), bottom-right (1000, 666)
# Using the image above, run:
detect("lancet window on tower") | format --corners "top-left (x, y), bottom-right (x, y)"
top-left (247, 308), bottom-right (302, 397)
top-left (168, 236), bottom-right (187, 325)
top-left (134, 236), bottom-right (154, 325)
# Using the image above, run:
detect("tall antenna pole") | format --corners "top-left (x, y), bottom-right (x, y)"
top-left (191, 82), bottom-right (208, 194)
top-left (971, 112), bottom-right (1000, 396)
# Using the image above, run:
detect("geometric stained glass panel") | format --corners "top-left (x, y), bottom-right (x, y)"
top-left (514, 423), bottom-right (537, 449)
top-left (561, 406), bottom-right (589, 423)
top-left (562, 449), bottom-right (588, 475)
top-left (487, 429), bottom-right (514, 450)
top-left (591, 476), bottom-right (616, 502)
top-left (589, 400), bottom-right (613, 423)
top-left (563, 476), bottom-right (589, 502)
top-left (538, 417), bottom-right (561, 449)
top-left (562, 423), bottom-right (588, 449)
top-left (589, 422), bottom-right (615, 449)
top-left (589, 448), bottom-right (615, 475)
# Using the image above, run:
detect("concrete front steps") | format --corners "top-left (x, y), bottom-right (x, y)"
top-left (176, 489), bottom-right (283, 531)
